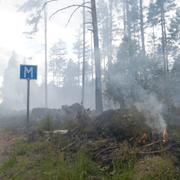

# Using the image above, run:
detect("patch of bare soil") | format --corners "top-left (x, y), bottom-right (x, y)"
top-left (0, 132), bottom-right (23, 164)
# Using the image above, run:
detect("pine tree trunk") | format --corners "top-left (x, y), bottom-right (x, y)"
top-left (78, 57), bottom-right (81, 87)
top-left (126, 1), bottom-right (131, 40)
top-left (44, 5), bottom-right (48, 108)
top-left (81, 0), bottom-right (86, 106)
top-left (91, 0), bottom-right (103, 113)
top-left (152, 25), bottom-right (156, 57)
top-left (123, 0), bottom-right (127, 37)
top-left (91, 32), bottom-right (94, 80)
top-left (160, 1), bottom-right (167, 74)
top-left (139, 0), bottom-right (146, 55)
top-left (107, 0), bottom-right (113, 67)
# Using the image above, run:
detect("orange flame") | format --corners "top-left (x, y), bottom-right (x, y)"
top-left (139, 132), bottom-right (148, 144)
top-left (162, 128), bottom-right (168, 143)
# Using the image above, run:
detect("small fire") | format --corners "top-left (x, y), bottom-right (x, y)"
top-left (139, 132), bottom-right (148, 144)
top-left (162, 128), bottom-right (168, 143)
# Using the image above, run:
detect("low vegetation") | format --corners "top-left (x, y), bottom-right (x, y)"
top-left (0, 109), bottom-right (180, 180)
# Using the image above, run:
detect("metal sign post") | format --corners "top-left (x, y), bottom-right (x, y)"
top-left (20, 65), bottom-right (37, 134)
top-left (27, 79), bottom-right (30, 132)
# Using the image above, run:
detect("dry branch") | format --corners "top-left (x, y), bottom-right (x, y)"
top-left (94, 145), bottom-right (119, 158)
top-left (61, 140), bottom-right (77, 151)
top-left (139, 146), bottom-right (170, 155)
top-left (65, 6), bottom-right (82, 27)
top-left (50, 3), bottom-right (91, 20)
top-left (143, 140), bottom-right (161, 147)
top-left (42, 0), bottom-right (59, 10)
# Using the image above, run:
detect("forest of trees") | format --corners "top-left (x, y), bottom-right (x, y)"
top-left (1, 0), bottom-right (180, 113)
top-left (1, 1), bottom-right (180, 179)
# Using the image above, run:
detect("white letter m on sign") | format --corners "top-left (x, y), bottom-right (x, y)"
top-left (24, 67), bottom-right (33, 78)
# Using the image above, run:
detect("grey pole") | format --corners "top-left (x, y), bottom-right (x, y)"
top-left (44, 4), bottom-right (48, 108)
top-left (27, 79), bottom-right (30, 133)
top-left (81, 0), bottom-right (86, 106)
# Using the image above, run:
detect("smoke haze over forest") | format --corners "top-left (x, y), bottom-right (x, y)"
top-left (0, 0), bottom-right (180, 130)
top-left (1, 1), bottom-right (180, 179)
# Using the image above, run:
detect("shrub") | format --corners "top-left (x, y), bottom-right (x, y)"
top-left (36, 116), bottom-right (54, 135)
top-left (133, 156), bottom-right (180, 180)
top-left (112, 142), bottom-right (138, 180)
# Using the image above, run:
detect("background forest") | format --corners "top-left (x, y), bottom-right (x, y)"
top-left (0, 0), bottom-right (180, 117)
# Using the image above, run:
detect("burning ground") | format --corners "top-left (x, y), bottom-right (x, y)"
top-left (0, 104), bottom-right (180, 179)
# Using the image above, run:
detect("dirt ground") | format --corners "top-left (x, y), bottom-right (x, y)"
top-left (0, 132), bottom-right (23, 164)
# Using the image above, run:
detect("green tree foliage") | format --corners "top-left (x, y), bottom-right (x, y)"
top-left (19, 0), bottom-right (45, 35)
top-left (147, 0), bottom-right (176, 71)
top-left (1, 53), bottom-right (26, 110)
top-left (106, 38), bottom-right (165, 107)
top-left (168, 7), bottom-right (180, 57)
top-left (49, 39), bottom-right (67, 87)
top-left (63, 59), bottom-right (79, 88)
top-left (73, 30), bottom-right (92, 86)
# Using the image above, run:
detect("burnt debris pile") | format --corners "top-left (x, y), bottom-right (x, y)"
top-left (30, 104), bottom-right (180, 171)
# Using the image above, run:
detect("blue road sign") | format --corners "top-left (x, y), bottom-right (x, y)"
top-left (20, 65), bottom-right (37, 80)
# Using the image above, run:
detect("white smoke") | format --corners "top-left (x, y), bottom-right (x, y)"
top-left (135, 94), bottom-right (167, 133)
top-left (107, 57), bottom-right (167, 133)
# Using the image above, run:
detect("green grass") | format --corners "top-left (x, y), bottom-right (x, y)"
top-left (1, 117), bottom-right (180, 180)
top-left (133, 156), bottom-right (180, 180)
top-left (1, 138), bottom-right (180, 180)
top-left (0, 140), bottom-right (105, 180)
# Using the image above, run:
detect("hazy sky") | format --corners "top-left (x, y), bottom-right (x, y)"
top-left (0, 0), bottom-right (82, 85)
top-left (0, 0), bottom-right (179, 87)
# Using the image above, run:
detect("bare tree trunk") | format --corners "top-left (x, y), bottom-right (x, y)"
top-left (91, 31), bottom-right (94, 80)
top-left (160, 1), bottom-right (167, 74)
top-left (160, 0), bottom-right (170, 110)
top-left (78, 57), bottom-right (81, 87)
top-left (152, 25), bottom-right (156, 57)
top-left (81, 0), bottom-right (86, 106)
top-left (52, 62), bottom-right (55, 84)
top-left (163, 14), bottom-right (169, 72)
top-left (139, 0), bottom-right (146, 55)
top-left (44, 5), bottom-right (48, 108)
top-left (91, 0), bottom-right (103, 113)
top-left (107, 0), bottom-right (113, 67)
top-left (123, 0), bottom-right (126, 37)
top-left (126, 1), bottom-right (131, 40)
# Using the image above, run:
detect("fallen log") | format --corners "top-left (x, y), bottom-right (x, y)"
top-left (44, 129), bottom-right (68, 135)
top-left (139, 146), bottom-right (171, 155)
top-left (94, 145), bottom-right (119, 159)
top-left (143, 140), bottom-right (161, 147)
top-left (61, 140), bottom-right (79, 151)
